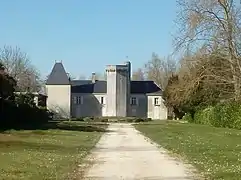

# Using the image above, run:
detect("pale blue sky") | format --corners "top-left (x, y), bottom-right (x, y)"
top-left (0, 0), bottom-right (178, 78)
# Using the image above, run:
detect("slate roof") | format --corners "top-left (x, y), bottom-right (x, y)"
top-left (71, 80), bottom-right (107, 93)
top-left (46, 62), bottom-right (70, 85)
top-left (71, 80), bottom-right (162, 94)
top-left (131, 81), bottom-right (162, 95)
top-left (46, 62), bottom-right (162, 95)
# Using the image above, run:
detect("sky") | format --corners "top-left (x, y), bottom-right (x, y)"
top-left (0, 0), bottom-right (178, 79)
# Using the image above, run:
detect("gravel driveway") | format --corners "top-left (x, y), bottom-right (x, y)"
top-left (82, 123), bottom-right (197, 180)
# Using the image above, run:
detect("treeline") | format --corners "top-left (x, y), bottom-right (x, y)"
top-left (0, 46), bottom-right (52, 130)
top-left (164, 52), bottom-right (241, 129)
top-left (163, 0), bottom-right (241, 129)
top-left (132, 1), bottom-right (241, 129)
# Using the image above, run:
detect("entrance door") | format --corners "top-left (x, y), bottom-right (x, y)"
top-left (153, 106), bottom-right (160, 119)
top-left (75, 105), bottom-right (81, 118)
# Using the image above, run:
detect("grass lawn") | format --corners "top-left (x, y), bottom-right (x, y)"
top-left (0, 121), bottom-right (108, 180)
top-left (135, 121), bottom-right (241, 180)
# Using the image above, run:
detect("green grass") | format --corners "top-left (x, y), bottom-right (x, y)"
top-left (135, 121), bottom-right (241, 180)
top-left (0, 121), bottom-right (108, 180)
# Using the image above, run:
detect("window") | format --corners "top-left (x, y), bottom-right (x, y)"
top-left (100, 97), bottom-right (104, 104)
top-left (73, 96), bottom-right (77, 104)
top-left (130, 97), bottom-right (137, 105)
top-left (78, 96), bottom-right (83, 104)
top-left (74, 96), bottom-right (83, 104)
top-left (154, 97), bottom-right (159, 106)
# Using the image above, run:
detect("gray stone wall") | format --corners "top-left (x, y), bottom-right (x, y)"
top-left (116, 67), bottom-right (128, 117)
top-left (106, 65), bottom-right (117, 116)
top-left (70, 61), bottom-right (167, 120)
top-left (106, 64), bottom-right (129, 117)
top-left (71, 93), bottom-right (106, 117)
top-left (128, 94), bottom-right (147, 117)
top-left (147, 95), bottom-right (167, 120)
top-left (46, 85), bottom-right (71, 118)
top-left (125, 61), bottom-right (131, 116)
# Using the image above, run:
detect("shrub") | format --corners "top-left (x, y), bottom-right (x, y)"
top-left (194, 106), bottom-right (214, 125)
top-left (101, 119), bottom-right (108, 122)
top-left (128, 117), bottom-right (151, 123)
top-left (72, 116), bottom-right (152, 123)
top-left (71, 118), bottom-right (84, 121)
top-left (1, 98), bottom-right (52, 130)
top-left (190, 102), bottom-right (241, 130)
top-left (83, 117), bottom-right (93, 121)
top-left (94, 117), bottom-right (108, 122)
top-left (182, 113), bottom-right (193, 122)
top-left (211, 102), bottom-right (241, 129)
top-left (134, 118), bottom-right (146, 122)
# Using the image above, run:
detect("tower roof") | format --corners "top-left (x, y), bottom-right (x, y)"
top-left (46, 62), bottom-right (70, 85)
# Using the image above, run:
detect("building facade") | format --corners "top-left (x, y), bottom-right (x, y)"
top-left (45, 61), bottom-right (167, 120)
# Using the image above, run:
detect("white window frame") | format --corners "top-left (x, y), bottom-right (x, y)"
top-left (73, 96), bottom-right (77, 104)
top-left (130, 97), bottom-right (138, 106)
top-left (154, 97), bottom-right (160, 106)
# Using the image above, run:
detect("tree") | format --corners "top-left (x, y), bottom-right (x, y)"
top-left (144, 53), bottom-right (177, 89)
top-left (175, 0), bottom-right (241, 100)
top-left (0, 62), bottom-right (16, 100)
top-left (0, 45), bottom-right (41, 92)
top-left (132, 68), bottom-right (145, 81)
top-left (164, 50), bottom-right (236, 119)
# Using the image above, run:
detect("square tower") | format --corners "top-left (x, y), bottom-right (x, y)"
top-left (106, 63), bottom-right (130, 117)
top-left (45, 62), bottom-right (71, 118)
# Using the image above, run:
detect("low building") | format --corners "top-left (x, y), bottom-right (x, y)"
top-left (14, 92), bottom-right (47, 107)
top-left (45, 61), bottom-right (167, 120)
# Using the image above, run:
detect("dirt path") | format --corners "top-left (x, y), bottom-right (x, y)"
top-left (82, 123), bottom-right (198, 180)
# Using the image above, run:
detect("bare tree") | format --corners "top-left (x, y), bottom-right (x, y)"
top-left (0, 45), bottom-right (41, 92)
top-left (175, 0), bottom-right (241, 100)
top-left (132, 68), bottom-right (145, 81)
top-left (144, 53), bottom-right (177, 89)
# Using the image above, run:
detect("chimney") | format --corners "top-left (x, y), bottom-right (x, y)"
top-left (92, 72), bottom-right (96, 83)
top-left (124, 61), bottom-right (131, 80)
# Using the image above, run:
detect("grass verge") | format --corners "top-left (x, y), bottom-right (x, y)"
top-left (0, 121), bottom-right (108, 180)
top-left (135, 121), bottom-right (241, 180)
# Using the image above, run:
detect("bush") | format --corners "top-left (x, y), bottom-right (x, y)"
top-left (1, 67), bottom-right (52, 130)
top-left (1, 97), bottom-right (52, 130)
top-left (83, 117), bottom-right (93, 121)
top-left (182, 113), bottom-right (193, 122)
top-left (70, 116), bottom-right (152, 123)
top-left (190, 102), bottom-right (241, 130)
top-left (100, 119), bottom-right (108, 122)
top-left (211, 102), bottom-right (241, 129)
top-left (194, 106), bottom-right (214, 125)
top-left (124, 117), bottom-right (151, 123)
top-left (71, 117), bottom-right (84, 121)
top-left (81, 117), bottom-right (109, 122)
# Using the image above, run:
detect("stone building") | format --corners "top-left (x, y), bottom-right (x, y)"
top-left (45, 61), bottom-right (167, 119)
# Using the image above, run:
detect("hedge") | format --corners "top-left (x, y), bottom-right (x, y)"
top-left (1, 98), bottom-right (53, 130)
top-left (70, 116), bottom-right (152, 123)
top-left (182, 113), bottom-right (193, 123)
top-left (183, 102), bottom-right (241, 130)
